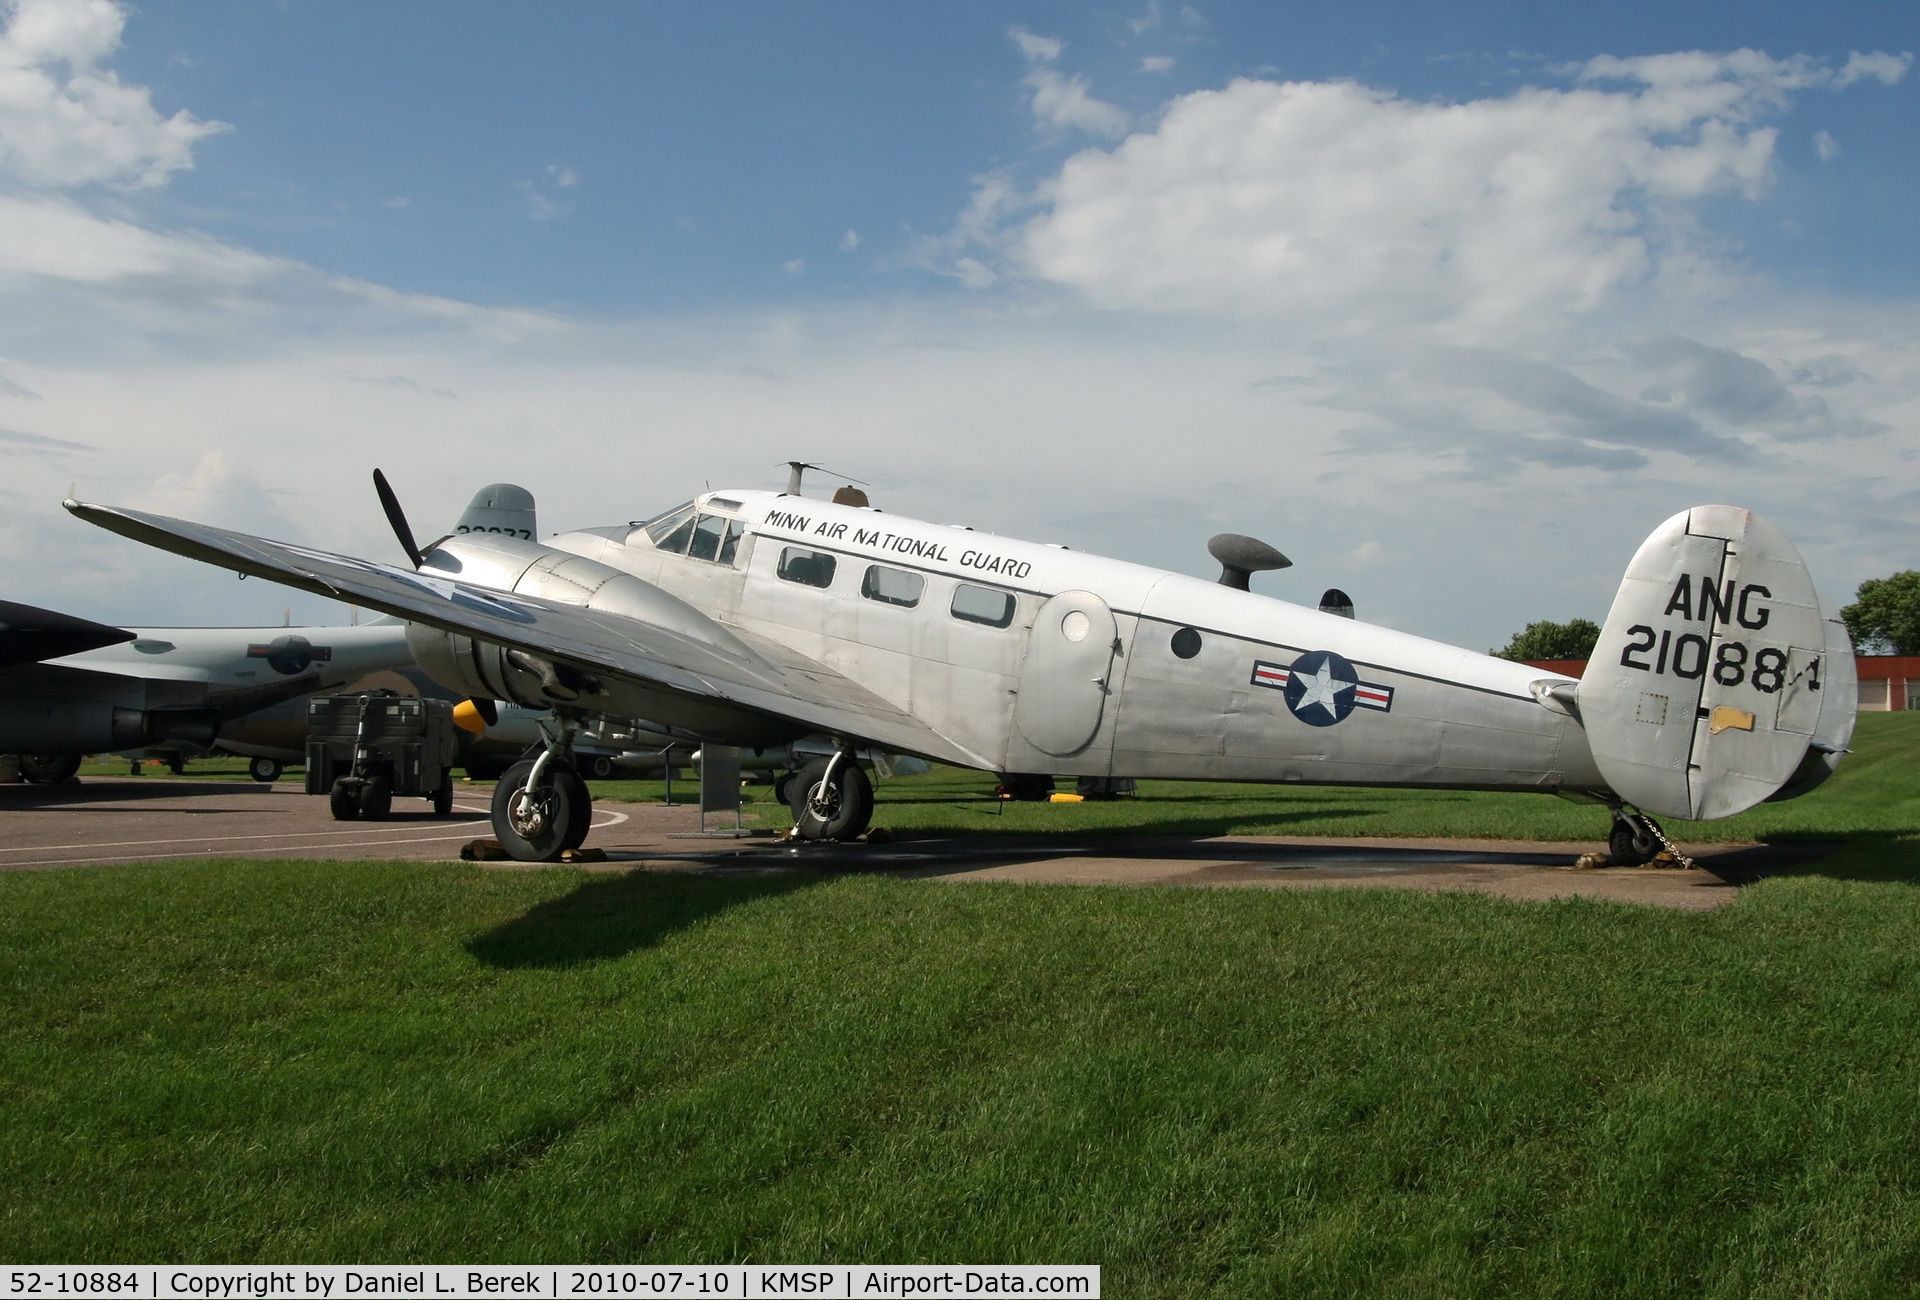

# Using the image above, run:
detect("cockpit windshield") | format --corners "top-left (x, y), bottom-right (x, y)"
top-left (639, 503), bottom-right (696, 551)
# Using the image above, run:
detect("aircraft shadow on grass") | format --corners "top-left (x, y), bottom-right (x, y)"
top-left (467, 869), bottom-right (820, 969)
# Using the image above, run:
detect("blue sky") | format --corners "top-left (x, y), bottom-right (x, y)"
top-left (113, 2), bottom-right (1919, 309)
top-left (0, 0), bottom-right (1915, 646)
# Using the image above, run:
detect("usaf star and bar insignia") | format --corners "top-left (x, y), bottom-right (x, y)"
top-left (1251, 650), bottom-right (1394, 727)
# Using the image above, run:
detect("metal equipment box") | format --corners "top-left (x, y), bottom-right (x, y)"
top-left (305, 691), bottom-right (459, 818)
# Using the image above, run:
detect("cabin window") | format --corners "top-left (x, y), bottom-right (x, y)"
top-left (1171, 627), bottom-right (1202, 659)
top-left (951, 583), bottom-right (1015, 628)
top-left (688, 513), bottom-right (729, 562)
top-left (861, 565), bottom-right (924, 608)
top-left (644, 504), bottom-right (697, 553)
top-left (778, 546), bottom-right (837, 588)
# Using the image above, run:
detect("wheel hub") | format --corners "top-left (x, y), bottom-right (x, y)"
top-left (508, 788), bottom-right (551, 837)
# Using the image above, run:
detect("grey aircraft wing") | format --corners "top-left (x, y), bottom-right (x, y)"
top-left (66, 501), bottom-right (994, 769)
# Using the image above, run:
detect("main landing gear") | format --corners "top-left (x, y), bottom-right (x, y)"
top-left (490, 721), bottom-right (593, 862)
top-left (787, 751), bottom-right (873, 842)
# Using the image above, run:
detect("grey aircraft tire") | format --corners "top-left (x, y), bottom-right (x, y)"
top-left (773, 771), bottom-right (795, 806)
top-left (491, 759), bottom-right (589, 862)
top-left (329, 778), bottom-right (361, 821)
top-left (19, 754), bottom-right (80, 784)
top-left (359, 772), bottom-right (393, 821)
top-left (432, 780), bottom-right (455, 817)
top-left (788, 757), bottom-right (874, 842)
top-left (248, 757), bottom-right (283, 784)
top-left (1609, 815), bottom-right (1661, 866)
top-left (586, 754), bottom-right (617, 780)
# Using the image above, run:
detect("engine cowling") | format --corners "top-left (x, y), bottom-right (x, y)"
top-left (404, 538), bottom-right (803, 747)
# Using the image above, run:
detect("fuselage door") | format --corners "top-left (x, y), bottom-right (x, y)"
top-left (1014, 589), bottom-right (1119, 757)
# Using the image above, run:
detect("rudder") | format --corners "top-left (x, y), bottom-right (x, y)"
top-left (1580, 506), bottom-right (1845, 820)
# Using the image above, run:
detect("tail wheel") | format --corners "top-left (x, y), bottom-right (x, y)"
top-left (248, 757), bottom-right (283, 784)
top-left (788, 757), bottom-right (874, 842)
top-left (587, 754), bottom-right (616, 780)
top-left (491, 759), bottom-right (591, 862)
top-left (329, 778), bottom-right (361, 821)
top-left (1609, 815), bottom-right (1662, 866)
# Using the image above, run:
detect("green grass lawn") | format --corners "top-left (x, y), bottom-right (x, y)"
top-left (11, 719), bottom-right (1914, 1286)
top-left (3, 845), bottom-right (1919, 1290)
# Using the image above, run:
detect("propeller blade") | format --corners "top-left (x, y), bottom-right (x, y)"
top-left (372, 468), bottom-right (425, 568)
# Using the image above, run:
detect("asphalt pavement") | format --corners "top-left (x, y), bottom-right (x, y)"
top-left (0, 776), bottom-right (1831, 910)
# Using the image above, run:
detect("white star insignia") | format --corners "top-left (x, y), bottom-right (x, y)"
top-left (1295, 659), bottom-right (1355, 717)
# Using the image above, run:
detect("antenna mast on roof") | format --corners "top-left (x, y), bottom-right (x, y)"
top-left (781, 461), bottom-right (869, 496)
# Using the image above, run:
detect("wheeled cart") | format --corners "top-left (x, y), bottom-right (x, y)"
top-left (305, 692), bottom-right (458, 820)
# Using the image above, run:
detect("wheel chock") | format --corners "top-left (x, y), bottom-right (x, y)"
top-left (460, 838), bottom-right (511, 861)
top-left (559, 847), bottom-right (607, 864)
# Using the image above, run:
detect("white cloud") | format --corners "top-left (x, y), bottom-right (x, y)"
top-left (1128, 1), bottom-right (1162, 36)
top-left (1140, 56), bottom-right (1174, 74)
top-left (839, 228), bottom-right (860, 252)
top-left (516, 178), bottom-right (559, 219)
top-left (993, 50), bottom-right (1907, 339)
top-left (783, 257), bottom-right (805, 276)
top-left (0, 0), bottom-right (228, 188)
top-left (1814, 129), bottom-right (1839, 161)
top-left (1008, 27), bottom-right (1129, 138)
top-left (1834, 49), bottom-right (1911, 87)
top-left (1008, 27), bottom-right (1062, 64)
top-left (548, 163), bottom-right (579, 187)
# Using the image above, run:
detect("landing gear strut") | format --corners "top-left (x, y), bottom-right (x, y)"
top-left (788, 750), bottom-right (873, 841)
top-left (490, 721), bottom-right (593, 862)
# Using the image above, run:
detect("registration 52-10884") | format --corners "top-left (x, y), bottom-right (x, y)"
top-left (10, 1275), bottom-right (142, 1296)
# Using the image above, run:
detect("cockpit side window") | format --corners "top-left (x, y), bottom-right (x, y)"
top-left (646, 505), bottom-right (697, 554)
top-left (778, 547), bottom-right (837, 588)
top-left (718, 519), bottom-right (745, 566)
top-left (688, 513), bottom-right (728, 562)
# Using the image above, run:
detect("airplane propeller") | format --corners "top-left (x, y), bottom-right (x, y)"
top-left (372, 468), bottom-right (425, 569)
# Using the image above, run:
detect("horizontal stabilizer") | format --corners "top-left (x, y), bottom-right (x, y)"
top-left (1580, 506), bottom-right (1848, 820)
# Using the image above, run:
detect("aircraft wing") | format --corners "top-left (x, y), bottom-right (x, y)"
top-left (67, 501), bottom-right (995, 769)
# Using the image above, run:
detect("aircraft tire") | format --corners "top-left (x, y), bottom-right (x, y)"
top-left (329, 779), bottom-right (361, 821)
top-left (248, 757), bottom-right (283, 784)
top-left (1609, 815), bottom-right (1661, 867)
top-left (19, 754), bottom-right (81, 784)
top-left (491, 759), bottom-right (588, 862)
top-left (359, 772), bottom-right (393, 821)
top-left (587, 754), bottom-right (617, 780)
top-left (773, 771), bottom-right (795, 806)
top-left (559, 770), bottom-right (593, 852)
top-left (432, 779), bottom-right (455, 817)
top-left (788, 757), bottom-right (874, 842)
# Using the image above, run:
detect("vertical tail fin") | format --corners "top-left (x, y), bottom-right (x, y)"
top-left (1579, 506), bottom-right (1851, 820)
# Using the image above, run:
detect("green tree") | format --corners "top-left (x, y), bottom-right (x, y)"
top-left (1491, 618), bottom-right (1601, 662)
top-left (1842, 570), bottom-right (1920, 654)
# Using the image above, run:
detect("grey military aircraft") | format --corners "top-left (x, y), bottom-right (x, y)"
top-left (0, 599), bottom-right (416, 782)
top-left (67, 468), bottom-right (1856, 863)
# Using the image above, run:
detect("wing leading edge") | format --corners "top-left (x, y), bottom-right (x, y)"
top-left (66, 501), bottom-right (993, 769)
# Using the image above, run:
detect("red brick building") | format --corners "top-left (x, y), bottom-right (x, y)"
top-left (1522, 656), bottom-right (1920, 710)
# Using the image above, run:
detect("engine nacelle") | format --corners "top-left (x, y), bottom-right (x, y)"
top-left (405, 538), bottom-right (804, 748)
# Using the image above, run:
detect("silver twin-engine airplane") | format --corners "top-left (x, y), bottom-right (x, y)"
top-left (66, 466), bottom-right (1857, 863)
